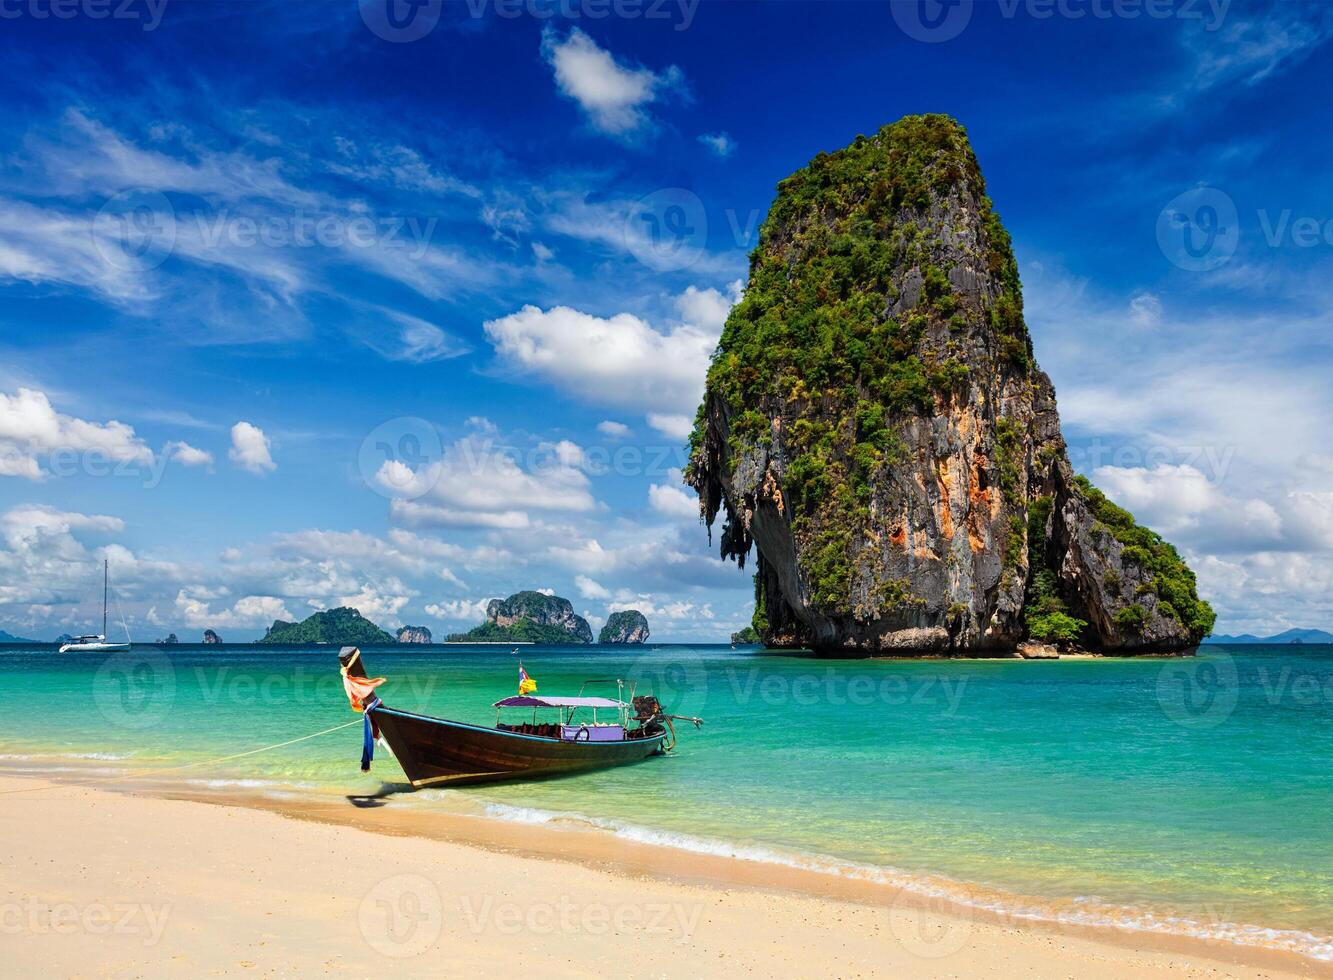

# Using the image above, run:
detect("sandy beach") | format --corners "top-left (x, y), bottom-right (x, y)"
top-left (0, 774), bottom-right (1321, 979)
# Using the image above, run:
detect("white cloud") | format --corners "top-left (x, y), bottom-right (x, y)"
top-left (229, 421), bottom-right (276, 474)
top-left (0, 199), bottom-right (159, 305)
top-left (334, 584), bottom-right (412, 626)
top-left (484, 283), bottom-right (738, 429)
top-left (597, 420), bottom-right (631, 439)
top-left (697, 132), bottom-right (735, 158)
top-left (1, 505), bottom-right (124, 552)
top-left (649, 481), bottom-right (698, 520)
top-left (175, 590), bottom-right (293, 629)
top-left (531, 241), bottom-right (555, 262)
top-left (1090, 464), bottom-right (1283, 551)
top-left (646, 413), bottom-right (693, 440)
top-left (390, 500), bottom-right (532, 530)
top-left (379, 429), bottom-right (595, 529)
top-left (165, 440), bottom-right (214, 468)
top-left (1127, 292), bottom-right (1162, 327)
top-left (424, 597), bottom-right (492, 622)
top-left (1184, 8), bottom-right (1333, 93)
top-left (355, 310), bottom-right (471, 363)
top-left (575, 574), bottom-right (611, 600)
top-left (540, 27), bottom-right (684, 137)
top-left (0, 387), bottom-right (153, 480)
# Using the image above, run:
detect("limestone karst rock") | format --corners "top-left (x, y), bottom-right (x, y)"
top-left (687, 115), bottom-right (1214, 655)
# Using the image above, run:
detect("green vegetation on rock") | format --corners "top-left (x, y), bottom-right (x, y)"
top-left (1073, 476), bottom-right (1215, 643)
top-left (597, 610), bottom-right (650, 644)
top-left (448, 620), bottom-right (588, 644)
top-left (731, 626), bottom-right (761, 644)
top-left (1023, 569), bottom-right (1089, 646)
top-left (448, 591), bottom-right (594, 644)
top-left (259, 607), bottom-right (393, 645)
top-left (687, 115), bottom-right (1028, 615)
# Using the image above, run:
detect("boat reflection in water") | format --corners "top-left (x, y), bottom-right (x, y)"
top-left (337, 647), bottom-right (702, 787)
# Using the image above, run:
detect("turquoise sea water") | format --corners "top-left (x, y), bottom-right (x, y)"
top-left (2, 643), bottom-right (1330, 961)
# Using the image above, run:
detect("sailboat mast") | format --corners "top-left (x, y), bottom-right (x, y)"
top-left (102, 559), bottom-right (108, 639)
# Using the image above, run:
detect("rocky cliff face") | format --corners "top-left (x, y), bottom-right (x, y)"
top-left (687, 115), bottom-right (1214, 655)
top-left (396, 625), bottom-right (432, 644)
top-left (202, 629), bottom-right (221, 644)
top-left (487, 591), bottom-right (594, 644)
top-left (598, 610), bottom-right (650, 644)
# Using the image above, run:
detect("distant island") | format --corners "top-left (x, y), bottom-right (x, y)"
top-left (0, 629), bottom-right (35, 643)
top-left (598, 610), bottom-right (650, 644)
top-left (449, 591), bottom-right (594, 644)
top-left (1209, 628), bottom-right (1333, 644)
top-left (203, 629), bottom-right (222, 644)
top-left (396, 625), bottom-right (432, 644)
top-left (259, 606), bottom-right (394, 645)
top-left (731, 627), bottom-right (761, 645)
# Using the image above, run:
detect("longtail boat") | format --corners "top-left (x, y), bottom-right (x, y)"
top-left (337, 647), bottom-right (702, 787)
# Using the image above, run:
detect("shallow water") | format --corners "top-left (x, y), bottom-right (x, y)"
top-left (3, 642), bottom-right (1330, 961)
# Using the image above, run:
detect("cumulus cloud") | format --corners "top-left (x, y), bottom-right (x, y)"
top-left (1090, 464), bottom-right (1284, 552)
top-left (229, 421), bottom-right (275, 474)
top-left (0, 386), bottom-right (153, 480)
top-left (574, 574), bottom-right (611, 600)
top-left (378, 428), bottom-right (595, 530)
top-left (424, 597), bottom-right (492, 622)
top-left (597, 420), bottom-right (631, 439)
top-left (649, 480), bottom-right (698, 520)
top-left (646, 413), bottom-right (693, 440)
top-left (330, 583), bottom-right (412, 625)
top-left (483, 282), bottom-right (739, 434)
top-left (175, 590), bottom-right (292, 629)
top-left (540, 27), bottom-right (684, 138)
top-left (1, 504), bottom-right (124, 553)
top-left (165, 440), bottom-right (214, 468)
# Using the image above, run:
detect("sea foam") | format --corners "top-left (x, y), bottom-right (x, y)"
top-left (479, 802), bottom-right (1333, 964)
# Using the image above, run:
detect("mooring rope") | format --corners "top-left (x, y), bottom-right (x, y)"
top-left (0, 718), bottom-right (363, 797)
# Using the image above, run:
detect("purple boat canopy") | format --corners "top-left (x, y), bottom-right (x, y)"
top-left (493, 695), bottom-right (626, 709)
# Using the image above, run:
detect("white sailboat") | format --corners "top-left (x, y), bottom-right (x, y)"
top-left (59, 559), bottom-right (131, 653)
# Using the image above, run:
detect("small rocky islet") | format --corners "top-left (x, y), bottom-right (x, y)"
top-left (686, 114), bottom-right (1214, 656)
top-left (448, 591), bottom-right (651, 646)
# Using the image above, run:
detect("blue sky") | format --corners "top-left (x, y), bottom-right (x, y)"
top-left (2, 0), bottom-right (1332, 640)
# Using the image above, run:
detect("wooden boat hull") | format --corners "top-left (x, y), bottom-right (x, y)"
top-left (371, 705), bottom-right (668, 787)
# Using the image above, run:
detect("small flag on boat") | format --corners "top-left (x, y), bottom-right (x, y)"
top-left (518, 663), bottom-right (537, 695)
